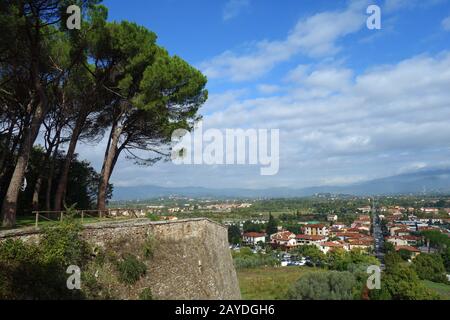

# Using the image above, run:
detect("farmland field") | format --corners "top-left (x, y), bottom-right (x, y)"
top-left (237, 266), bottom-right (320, 300)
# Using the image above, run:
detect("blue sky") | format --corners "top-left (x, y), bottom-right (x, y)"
top-left (78, 0), bottom-right (450, 190)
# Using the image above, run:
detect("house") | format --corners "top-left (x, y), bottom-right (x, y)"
top-left (358, 206), bottom-right (372, 213)
top-left (271, 231), bottom-right (297, 249)
top-left (358, 215), bottom-right (371, 222)
top-left (388, 225), bottom-right (409, 236)
top-left (420, 208), bottom-right (439, 214)
top-left (242, 232), bottom-right (266, 245)
top-left (393, 229), bottom-right (411, 237)
top-left (332, 222), bottom-right (346, 230)
top-left (395, 245), bottom-right (421, 259)
top-left (327, 214), bottom-right (338, 222)
top-left (386, 236), bottom-right (408, 247)
top-left (401, 235), bottom-right (421, 246)
top-left (347, 238), bottom-right (374, 251)
top-left (304, 224), bottom-right (329, 236)
top-left (318, 241), bottom-right (347, 254)
top-left (335, 232), bottom-right (365, 241)
top-left (296, 234), bottom-right (326, 246)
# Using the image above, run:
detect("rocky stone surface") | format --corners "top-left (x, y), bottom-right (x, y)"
top-left (0, 218), bottom-right (241, 300)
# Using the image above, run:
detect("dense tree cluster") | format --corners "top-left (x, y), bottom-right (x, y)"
top-left (0, 0), bottom-right (207, 227)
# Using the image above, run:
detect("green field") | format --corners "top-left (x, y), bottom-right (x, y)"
top-left (423, 280), bottom-right (450, 300)
top-left (237, 266), bottom-right (320, 300)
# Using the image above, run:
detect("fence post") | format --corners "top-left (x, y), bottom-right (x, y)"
top-left (81, 210), bottom-right (84, 224)
top-left (35, 213), bottom-right (39, 228)
top-left (60, 211), bottom-right (63, 222)
top-left (99, 210), bottom-right (102, 219)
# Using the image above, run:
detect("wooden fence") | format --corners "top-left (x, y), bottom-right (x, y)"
top-left (32, 208), bottom-right (147, 228)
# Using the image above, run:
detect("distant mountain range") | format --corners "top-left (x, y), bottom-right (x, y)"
top-left (112, 168), bottom-right (450, 200)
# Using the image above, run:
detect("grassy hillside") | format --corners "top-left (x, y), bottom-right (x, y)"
top-left (237, 266), bottom-right (320, 300)
top-left (422, 280), bottom-right (450, 300)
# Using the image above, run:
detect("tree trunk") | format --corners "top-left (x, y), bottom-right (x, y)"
top-left (32, 176), bottom-right (43, 212)
top-left (1, 102), bottom-right (46, 227)
top-left (32, 130), bottom-right (60, 212)
top-left (45, 143), bottom-right (60, 212)
top-left (53, 113), bottom-right (87, 211)
top-left (0, 117), bottom-right (17, 180)
top-left (97, 124), bottom-right (122, 211)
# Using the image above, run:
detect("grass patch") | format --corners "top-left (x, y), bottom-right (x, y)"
top-left (237, 266), bottom-right (320, 300)
top-left (422, 280), bottom-right (450, 300)
top-left (116, 254), bottom-right (147, 285)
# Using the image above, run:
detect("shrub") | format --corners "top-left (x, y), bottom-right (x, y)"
top-left (143, 234), bottom-right (157, 259)
top-left (286, 271), bottom-right (357, 300)
top-left (116, 254), bottom-right (147, 285)
top-left (412, 254), bottom-right (448, 284)
top-left (40, 214), bottom-right (89, 267)
top-left (397, 249), bottom-right (412, 261)
top-left (0, 214), bottom-right (89, 300)
top-left (146, 213), bottom-right (161, 221)
top-left (371, 265), bottom-right (439, 300)
top-left (139, 287), bottom-right (154, 300)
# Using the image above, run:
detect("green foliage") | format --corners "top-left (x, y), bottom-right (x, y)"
top-left (243, 220), bottom-right (265, 233)
top-left (139, 287), bottom-right (154, 300)
top-left (266, 214), bottom-right (278, 235)
top-left (146, 213), bottom-right (161, 221)
top-left (0, 214), bottom-right (89, 299)
top-left (232, 249), bottom-right (279, 269)
top-left (442, 247), bottom-right (450, 272)
top-left (14, 149), bottom-right (112, 215)
top-left (421, 230), bottom-right (450, 251)
top-left (286, 271), bottom-right (357, 300)
top-left (40, 212), bottom-right (89, 267)
top-left (371, 265), bottom-right (439, 300)
top-left (398, 249), bottom-right (412, 261)
top-left (326, 249), bottom-right (379, 271)
top-left (412, 254), bottom-right (448, 284)
top-left (228, 225), bottom-right (242, 245)
top-left (294, 245), bottom-right (326, 267)
top-left (283, 223), bottom-right (303, 235)
top-left (384, 251), bottom-right (403, 269)
top-left (143, 234), bottom-right (157, 259)
top-left (383, 241), bottom-right (395, 254)
top-left (116, 254), bottom-right (147, 285)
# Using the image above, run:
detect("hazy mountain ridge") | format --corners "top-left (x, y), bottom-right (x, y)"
top-left (112, 168), bottom-right (450, 200)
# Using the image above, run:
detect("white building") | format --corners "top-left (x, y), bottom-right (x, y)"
top-left (242, 232), bottom-right (266, 245)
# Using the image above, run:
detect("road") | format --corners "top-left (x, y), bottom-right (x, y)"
top-left (372, 210), bottom-right (385, 270)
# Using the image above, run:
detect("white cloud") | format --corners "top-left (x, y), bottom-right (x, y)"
top-left (195, 52), bottom-right (450, 187)
top-left (442, 16), bottom-right (450, 31)
top-left (223, 0), bottom-right (250, 21)
top-left (201, 0), bottom-right (368, 82)
top-left (257, 84), bottom-right (281, 95)
top-left (384, 0), bottom-right (445, 13)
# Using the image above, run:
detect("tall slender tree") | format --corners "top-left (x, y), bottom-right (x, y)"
top-left (92, 22), bottom-right (208, 211)
top-left (0, 0), bottom-right (98, 226)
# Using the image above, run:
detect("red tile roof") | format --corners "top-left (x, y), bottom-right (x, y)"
top-left (243, 232), bottom-right (266, 238)
top-left (305, 224), bottom-right (327, 229)
top-left (395, 245), bottom-right (420, 253)
top-left (320, 242), bottom-right (344, 247)
top-left (296, 234), bottom-right (326, 241)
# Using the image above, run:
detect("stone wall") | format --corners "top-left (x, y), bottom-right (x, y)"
top-left (0, 218), bottom-right (241, 300)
